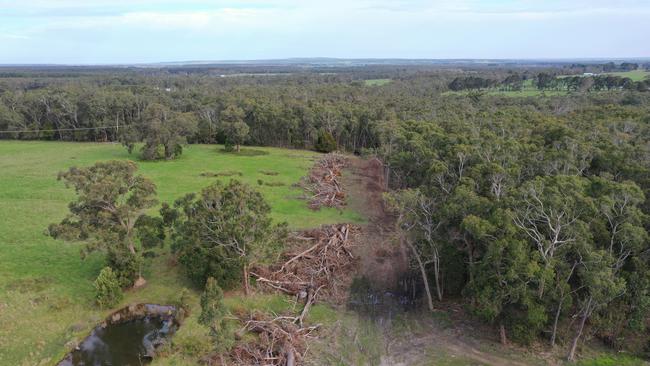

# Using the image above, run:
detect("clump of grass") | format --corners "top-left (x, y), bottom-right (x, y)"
top-left (259, 170), bottom-right (279, 176)
top-left (257, 179), bottom-right (286, 187)
top-left (200, 170), bottom-right (243, 177)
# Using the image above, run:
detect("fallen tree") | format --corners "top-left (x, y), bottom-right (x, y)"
top-left (207, 224), bottom-right (359, 365)
top-left (223, 312), bottom-right (320, 366)
top-left (251, 223), bottom-right (359, 304)
top-left (299, 154), bottom-right (348, 210)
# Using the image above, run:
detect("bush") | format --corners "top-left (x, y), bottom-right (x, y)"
top-left (94, 267), bottom-right (123, 308)
top-left (106, 248), bottom-right (142, 288)
top-left (178, 242), bottom-right (243, 289)
top-left (172, 288), bottom-right (192, 324)
top-left (135, 215), bottom-right (165, 250)
top-left (199, 277), bottom-right (236, 351)
top-left (315, 129), bottom-right (337, 153)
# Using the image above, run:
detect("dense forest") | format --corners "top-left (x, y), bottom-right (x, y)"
top-left (2, 62), bottom-right (650, 361)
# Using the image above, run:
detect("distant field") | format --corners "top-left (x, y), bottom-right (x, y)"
top-left (443, 79), bottom-right (568, 98)
top-left (364, 78), bottom-right (392, 86)
top-left (604, 69), bottom-right (650, 81)
top-left (0, 141), bottom-right (363, 365)
top-left (558, 69), bottom-right (650, 81)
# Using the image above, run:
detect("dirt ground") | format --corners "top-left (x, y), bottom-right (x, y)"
top-left (343, 156), bottom-right (409, 291)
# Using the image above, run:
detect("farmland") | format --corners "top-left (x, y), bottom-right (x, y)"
top-left (0, 141), bottom-right (363, 365)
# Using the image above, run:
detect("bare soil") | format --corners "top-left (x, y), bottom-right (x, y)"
top-left (342, 156), bottom-right (409, 291)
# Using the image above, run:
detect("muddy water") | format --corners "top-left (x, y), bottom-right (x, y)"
top-left (58, 305), bottom-right (177, 366)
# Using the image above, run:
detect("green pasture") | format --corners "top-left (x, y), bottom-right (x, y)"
top-left (0, 141), bottom-right (363, 365)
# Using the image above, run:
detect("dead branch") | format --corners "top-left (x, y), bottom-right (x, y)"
top-left (211, 312), bottom-right (321, 366)
top-left (298, 154), bottom-right (348, 210)
top-left (252, 223), bottom-right (359, 304)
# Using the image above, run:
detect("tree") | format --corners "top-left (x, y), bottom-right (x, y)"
top-left (94, 266), bottom-right (124, 308)
top-left (314, 129), bottom-right (337, 153)
top-left (48, 160), bottom-right (158, 286)
top-left (385, 188), bottom-right (444, 310)
top-left (536, 73), bottom-right (555, 90)
top-left (169, 180), bottom-right (288, 294)
top-left (123, 103), bottom-right (198, 160)
top-left (566, 252), bottom-right (626, 361)
top-left (220, 105), bottom-right (249, 152)
top-left (465, 208), bottom-right (545, 345)
top-left (511, 176), bottom-right (593, 299)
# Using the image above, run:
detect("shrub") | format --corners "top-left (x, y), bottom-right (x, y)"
top-left (106, 248), bottom-right (142, 288)
top-left (315, 129), bottom-right (337, 153)
top-left (199, 277), bottom-right (234, 352)
top-left (172, 288), bottom-right (192, 324)
top-left (135, 215), bottom-right (165, 250)
top-left (94, 267), bottom-right (123, 308)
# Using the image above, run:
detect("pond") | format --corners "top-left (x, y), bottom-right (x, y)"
top-left (58, 304), bottom-right (178, 366)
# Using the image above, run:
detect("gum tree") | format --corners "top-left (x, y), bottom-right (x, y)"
top-left (48, 160), bottom-right (158, 286)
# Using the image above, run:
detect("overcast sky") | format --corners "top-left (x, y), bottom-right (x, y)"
top-left (0, 0), bottom-right (649, 64)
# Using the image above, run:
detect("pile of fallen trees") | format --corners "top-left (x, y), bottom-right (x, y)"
top-left (222, 312), bottom-right (320, 366)
top-left (299, 154), bottom-right (348, 210)
top-left (210, 224), bottom-right (358, 365)
top-left (252, 223), bottom-right (359, 304)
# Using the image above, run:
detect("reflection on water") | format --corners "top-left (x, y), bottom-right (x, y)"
top-left (59, 314), bottom-right (176, 366)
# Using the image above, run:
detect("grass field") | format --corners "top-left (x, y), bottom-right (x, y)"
top-left (443, 79), bottom-right (569, 97)
top-left (0, 141), bottom-right (363, 365)
top-left (364, 78), bottom-right (392, 86)
top-left (604, 69), bottom-right (650, 81)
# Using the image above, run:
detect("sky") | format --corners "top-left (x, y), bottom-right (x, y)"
top-left (0, 0), bottom-right (649, 64)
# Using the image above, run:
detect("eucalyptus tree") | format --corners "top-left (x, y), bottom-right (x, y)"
top-left (48, 160), bottom-right (159, 286)
top-left (220, 105), bottom-right (249, 152)
top-left (511, 176), bottom-right (594, 299)
top-left (385, 188), bottom-right (445, 310)
top-left (122, 103), bottom-right (198, 160)
top-left (168, 180), bottom-right (288, 294)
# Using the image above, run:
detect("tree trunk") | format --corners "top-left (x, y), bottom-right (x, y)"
top-left (538, 262), bottom-right (549, 299)
top-left (567, 298), bottom-right (591, 361)
top-left (467, 246), bottom-right (474, 283)
top-left (551, 297), bottom-right (564, 347)
top-left (243, 264), bottom-right (250, 296)
top-left (499, 322), bottom-right (508, 345)
top-left (433, 255), bottom-right (443, 301)
top-left (407, 240), bottom-right (434, 311)
top-left (236, 144), bottom-right (241, 152)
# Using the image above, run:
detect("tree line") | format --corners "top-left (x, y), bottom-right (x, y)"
top-left (377, 102), bottom-right (650, 359)
top-left (449, 72), bottom-right (650, 92)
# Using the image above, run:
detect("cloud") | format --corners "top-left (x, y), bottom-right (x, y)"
top-left (0, 0), bottom-right (649, 63)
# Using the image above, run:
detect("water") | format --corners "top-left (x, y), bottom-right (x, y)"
top-left (59, 316), bottom-right (176, 366)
